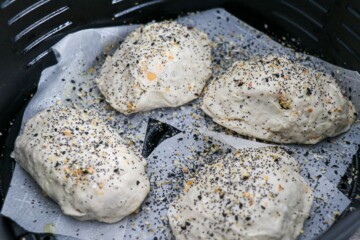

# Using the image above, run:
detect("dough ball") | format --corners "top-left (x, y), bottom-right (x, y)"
top-left (96, 21), bottom-right (212, 114)
top-left (13, 107), bottom-right (150, 223)
top-left (202, 55), bottom-right (356, 144)
top-left (168, 147), bottom-right (313, 240)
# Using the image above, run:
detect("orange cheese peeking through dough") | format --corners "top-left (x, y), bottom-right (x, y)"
top-left (147, 72), bottom-right (157, 81)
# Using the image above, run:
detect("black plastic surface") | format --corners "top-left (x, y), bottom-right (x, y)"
top-left (318, 209), bottom-right (360, 240)
top-left (1, 0), bottom-right (360, 239)
top-left (142, 118), bottom-right (182, 158)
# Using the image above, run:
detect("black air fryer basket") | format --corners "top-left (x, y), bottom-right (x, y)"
top-left (1, 0), bottom-right (360, 239)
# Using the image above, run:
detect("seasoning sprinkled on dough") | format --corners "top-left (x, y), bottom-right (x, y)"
top-left (96, 21), bottom-right (212, 114)
top-left (12, 106), bottom-right (150, 223)
top-left (168, 147), bottom-right (313, 240)
top-left (201, 55), bottom-right (356, 144)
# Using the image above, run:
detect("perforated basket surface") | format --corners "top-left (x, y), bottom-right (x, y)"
top-left (0, 0), bottom-right (360, 239)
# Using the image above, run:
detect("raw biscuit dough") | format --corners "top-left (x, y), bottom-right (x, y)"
top-left (12, 107), bottom-right (150, 223)
top-left (96, 21), bottom-right (212, 114)
top-left (168, 147), bottom-right (313, 240)
top-left (202, 55), bottom-right (356, 144)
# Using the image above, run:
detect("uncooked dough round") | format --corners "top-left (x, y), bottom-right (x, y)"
top-left (96, 21), bottom-right (212, 114)
top-left (201, 55), bottom-right (356, 144)
top-left (13, 107), bottom-right (150, 223)
top-left (168, 147), bottom-right (313, 240)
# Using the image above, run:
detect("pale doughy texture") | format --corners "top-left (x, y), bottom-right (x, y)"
top-left (96, 21), bottom-right (212, 114)
top-left (168, 147), bottom-right (313, 240)
top-left (202, 55), bottom-right (356, 144)
top-left (13, 107), bottom-right (150, 223)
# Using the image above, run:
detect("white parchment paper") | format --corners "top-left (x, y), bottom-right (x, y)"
top-left (2, 8), bottom-right (360, 240)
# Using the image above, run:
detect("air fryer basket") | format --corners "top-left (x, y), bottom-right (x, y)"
top-left (1, 0), bottom-right (360, 239)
